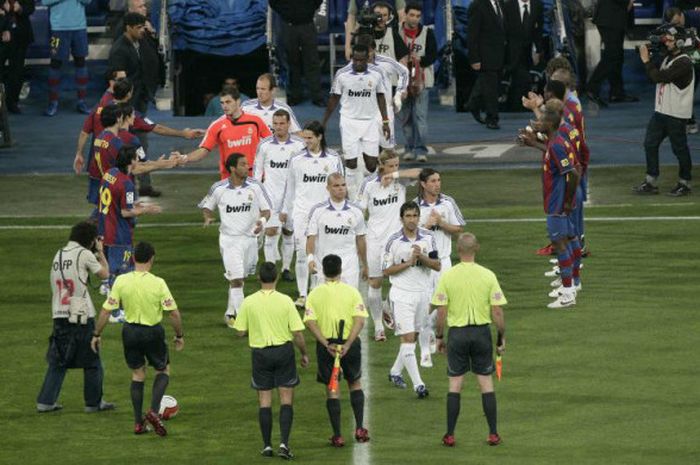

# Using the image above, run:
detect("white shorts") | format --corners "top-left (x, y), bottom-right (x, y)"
top-left (219, 234), bottom-right (258, 280)
top-left (366, 238), bottom-right (385, 278)
top-left (311, 253), bottom-right (359, 289)
top-left (292, 213), bottom-right (310, 253)
top-left (266, 210), bottom-right (292, 231)
top-left (389, 287), bottom-right (430, 336)
top-left (341, 115), bottom-right (379, 160)
top-left (377, 109), bottom-right (396, 149)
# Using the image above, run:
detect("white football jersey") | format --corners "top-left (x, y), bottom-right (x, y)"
top-left (414, 194), bottom-right (466, 259)
top-left (199, 178), bottom-right (272, 237)
top-left (306, 199), bottom-right (366, 259)
top-left (240, 98), bottom-right (301, 133)
top-left (253, 135), bottom-right (306, 211)
top-left (282, 149), bottom-right (344, 219)
top-left (374, 54), bottom-right (409, 95)
top-left (50, 242), bottom-right (102, 319)
top-left (331, 66), bottom-right (387, 120)
top-left (382, 227), bottom-right (438, 292)
top-left (357, 174), bottom-right (409, 243)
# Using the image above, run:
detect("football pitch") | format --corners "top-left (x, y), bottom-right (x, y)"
top-left (0, 166), bottom-right (698, 465)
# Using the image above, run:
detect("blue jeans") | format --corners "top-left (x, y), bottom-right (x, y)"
top-left (399, 90), bottom-right (429, 156)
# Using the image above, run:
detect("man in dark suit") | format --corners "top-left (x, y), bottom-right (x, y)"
top-left (586, 0), bottom-right (637, 106)
top-left (467, 0), bottom-right (508, 129)
top-left (504, 0), bottom-right (543, 111)
top-left (109, 12), bottom-right (149, 114)
top-left (1, 0), bottom-right (34, 114)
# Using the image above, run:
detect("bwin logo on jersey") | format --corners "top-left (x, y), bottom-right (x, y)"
top-left (348, 89), bottom-right (372, 98)
top-left (226, 204), bottom-right (252, 213)
top-left (303, 173), bottom-right (328, 183)
top-left (270, 160), bottom-right (288, 169)
top-left (373, 194), bottom-right (399, 206)
top-left (325, 225), bottom-right (351, 235)
top-left (227, 136), bottom-right (252, 148)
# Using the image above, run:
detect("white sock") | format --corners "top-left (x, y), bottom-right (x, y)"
top-left (346, 166), bottom-right (358, 200)
top-left (401, 342), bottom-right (424, 388)
top-left (367, 286), bottom-right (384, 331)
top-left (295, 251), bottom-right (308, 298)
top-left (226, 287), bottom-right (244, 317)
top-left (418, 328), bottom-right (432, 360)
top-left (390, 346), bottom-right (404, 376)
top-left (281, 234), bottom-right (294, 270)
top-left (263, 232), bottom-right (280, 263)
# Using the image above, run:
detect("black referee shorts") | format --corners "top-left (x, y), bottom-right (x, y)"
top-left (316, 339), bottom-right (362, 385)
top-left (121, 323), bottom-right (169, 371)
top-left (251, 342), bottom-right (299, 391)
top-left (447, 325), bottom-right (495, 377)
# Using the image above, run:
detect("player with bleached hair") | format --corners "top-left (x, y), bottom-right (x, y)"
top-left (357, 149), bottom-right (420, 342)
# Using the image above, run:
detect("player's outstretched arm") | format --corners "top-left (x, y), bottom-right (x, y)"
top-left (179, 147), bottom-right (210, 164)
top-left (153, 124), bottom-right (205, 139)
top-left (123, 203), bottom-right (162, 218)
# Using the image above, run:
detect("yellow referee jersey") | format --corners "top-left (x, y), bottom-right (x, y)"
top-left (103, 271), bottom-right (178, 326)
top-left (431, 262), bottom-right (507, 327)
top-left (233, 290), bottom-right (305, 349)
top-left (304, 280), bottom-right (368, 340)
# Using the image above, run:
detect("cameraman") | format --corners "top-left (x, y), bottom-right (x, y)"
top-left (634, 27), bottom-right (694, 197)
top-left (37, 221), bottom-right (114, 413)
top-left (666, 6), bottom-right (700, 133)
top-left (344, 1), bottom-right (409, 62)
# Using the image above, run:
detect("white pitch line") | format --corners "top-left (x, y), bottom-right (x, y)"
top-left (1, 216), bottom-right (700, 231)
top-left (354, 323), bottom-right (371, 465)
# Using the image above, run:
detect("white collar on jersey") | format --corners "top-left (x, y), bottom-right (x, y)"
top-left (226, 178), bottom-right (250, 189)
top-left (327, 199), bottom-right (350, 211)
top-left (256, 99), bottom-right (278, 110)
top-left (418, 193), bottom-right (444, 206)
top-left (272, 136), bottom-right (295, 145)
top-left (400, 229), bottom-right (423, 242)
top-left (304, 149), bottom-right (327, 158)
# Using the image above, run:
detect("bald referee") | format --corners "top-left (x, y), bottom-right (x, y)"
top-left (233, 262), bottom-right (309, 460)
top-left (431, 233), bottom-right (506, 447)
top-left (304, 254), bottom-right (369, 447)
top-left (91, 242), bottom-right (184, 437)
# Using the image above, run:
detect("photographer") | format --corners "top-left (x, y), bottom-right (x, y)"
top-left (344, 1), bottom-right (409, 63)
top-left (37, 221), bottom-right (114, 413)
top-left (634, 26), bottom-right (694, 197)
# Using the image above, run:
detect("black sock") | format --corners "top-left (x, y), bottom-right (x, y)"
top-left (481, 391), bottom-right (498, 435)
top-left (446, 392), bottom-right (461, 435)
top-left (259, 407), bottom-right (272, 448)
top-left (350, 389), bottom-right (365, 429)
top-left (326, 398), bottom-right (341, 437)
top-left (279, 404), bottom-right (293, 446)
top-left (130, 381), bottom-right (144, 424)
top-left (150, 373), bottom-right (169, 412)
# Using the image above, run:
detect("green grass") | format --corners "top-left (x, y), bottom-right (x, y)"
top-left (0, 167), bottom-right (698, 465)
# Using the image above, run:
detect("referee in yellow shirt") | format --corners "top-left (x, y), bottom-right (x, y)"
top-left (304, 254), bottom-right (369, 447)
top-left (233, 262), bottom-right (309, 460)
top-left (91, 242), bottom-right (184, 437)
top-left (431, 233), bottom-right (507, 448)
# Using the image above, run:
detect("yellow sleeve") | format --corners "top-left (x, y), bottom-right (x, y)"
top-left (159, 280), bottom-right (178, 312)
top-left (302, 293), bottom-right (318, 323)
top-left (431, 274), bottom-right (449, 306)
top-left (289, 300), bottom-right (306, 332)
top-left (351, 289), bottom-right (369, 318)
top-left (232, 301), bottom-right (248, 331)
top-left (102, 277), bottom-right (122, 311)
top-left (489, 275), bottom-right (508, 306)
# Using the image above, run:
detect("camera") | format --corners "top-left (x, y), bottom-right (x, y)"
top-left (638, 24), bottom-right (700, 57)
top-left (356, 6), bottom-right (382, 37)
